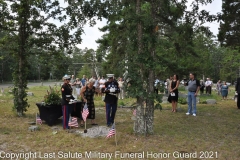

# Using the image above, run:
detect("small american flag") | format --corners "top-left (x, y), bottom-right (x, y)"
top-left (106, 123), bottom-right (115, 138)
top-left (68, 116), bottom-right (78, 127)
top-left (133, 109), bottom-right (137, 116)
top-left (82, 103), bottom-right (89, 122)
top-left (36, 113), bottom-right (42, 125)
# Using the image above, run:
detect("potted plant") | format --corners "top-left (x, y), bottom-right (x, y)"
top-left (36, 86), bottom-right (62, 126)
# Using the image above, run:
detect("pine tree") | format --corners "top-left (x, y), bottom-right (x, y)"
top-left (218, 0), bottom-right (240, 48)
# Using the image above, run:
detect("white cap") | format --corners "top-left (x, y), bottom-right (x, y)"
top-left (63, 74), bottom-right (71, 80)
top-left (106, 74), bottom-right (114, 78)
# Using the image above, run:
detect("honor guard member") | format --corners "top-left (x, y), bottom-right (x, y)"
top-left (104, 74), bottom-right (120, 127)
top-left (61, 75), bottom-right (76, 129)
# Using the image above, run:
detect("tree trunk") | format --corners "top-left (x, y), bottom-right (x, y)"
top-left (145, 0), bottom-right (158, 134)
top-left (14, 0), bottom-right (29, 116)
top-left (134, 0), bottom-right (146, 134)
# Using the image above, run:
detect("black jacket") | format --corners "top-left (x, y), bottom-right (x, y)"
top-left (235, 78), bottom-right (240, 93)
top-left (61, 83), bottom-right (74, 105)
top-left (104, 81), bottom-right (120, 104)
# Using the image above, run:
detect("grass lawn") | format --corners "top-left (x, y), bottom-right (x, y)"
top-left (0, 85), bottom-right (239, 160)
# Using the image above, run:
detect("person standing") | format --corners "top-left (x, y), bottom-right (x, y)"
top-left (104, 74), bottom-right (120, 127)
top-left (167, 76), bottom-right (173, 95)
top-left (216, 80), bottom-right (222, 96)
top-left (235, 77), bottom-right (240, 109)
top-left (154, 78), bottom-right (160, 94)
top-left (61, 75), bottom-right (75, 129)
top-left (200, 80), bottom-right (205, 95)
top-left (99, 76), bottom-right (106, 96)
top-left (205, 78), bottom-right (212, 95)
top-left (70, 75), bottom-right (76, 96)
top-left (75, 78), bottom-right (82, 98)
top-left (185, 73), bottom-right (201, 116)
top-left (164, 79), bottom-right (169, 95)
top-left (80, 78), bottom-right (99, 126)
top-left (169, 74), bottom-right (180, 112)
top-left (221, 81), bottom-right (229, 100)
top-left (81, 75), bottom-right (86, 87)
top-left (93, 76), bottom-right (100, 96)
top-left (118, 77), bottom-right (125, 99)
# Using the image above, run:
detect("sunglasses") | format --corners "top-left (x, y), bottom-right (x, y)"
top-left (66, 78), bottom-right (71, 80)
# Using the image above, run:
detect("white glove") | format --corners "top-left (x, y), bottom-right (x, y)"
top-left (69, 99), bottom-right (77, 104)
top-left (110, 87), bottom-right (116, 93)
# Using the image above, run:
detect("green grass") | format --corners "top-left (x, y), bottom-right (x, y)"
top-left (0, 85), bottom-right (239, 159)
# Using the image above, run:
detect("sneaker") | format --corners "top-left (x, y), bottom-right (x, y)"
top-left (186, 112), bottom-right (190, 115)
top-left (193, 114), bottom-right (196, 116)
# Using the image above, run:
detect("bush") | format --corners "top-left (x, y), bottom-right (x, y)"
top-left (44, 86), bottom-right (61, 105)
top-left (178, 85), bottom-right (186, 92)
top-left (178, 97), bottom-right (187, 104)
top-left (199, 101), bottom-right (207, 104)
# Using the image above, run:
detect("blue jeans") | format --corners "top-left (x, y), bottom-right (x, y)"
top-left (187, 92), bottom-right (197, 114)
top-left (106, 103), bottom-right (117, 125)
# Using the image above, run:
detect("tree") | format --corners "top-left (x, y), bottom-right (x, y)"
top-left (96, 0), bottom-right (218, 134)
top-left (77, 64), bottom-right (92, 79)
top-left (218, 0), bottom-right (240, 48)
top-left (0, 0), bottom-right (106, 116)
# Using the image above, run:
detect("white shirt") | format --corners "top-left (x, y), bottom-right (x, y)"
top-left (99, 79), bottom-right (106, 88)
top-left (205, 80), bottom-right (212, 86)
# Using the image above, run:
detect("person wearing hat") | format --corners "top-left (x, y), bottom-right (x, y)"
top-left (61, 75), bottom-right (76, 129)
top-left (104, 74), bottom-right (120, 127)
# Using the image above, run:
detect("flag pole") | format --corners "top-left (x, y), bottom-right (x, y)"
top-left (84, 120), bottom-right (87, 133)
top-left (114, 122), bottom-right (117, 146)
top-left (36, 113), bottom-right (37, 125)
top-left (114, 95), bottom-right (118, 146)
top-left (84, 100), bottom-right (88, 133)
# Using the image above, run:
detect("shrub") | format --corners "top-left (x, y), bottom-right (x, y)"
top-left (44, 86), bottom-right (61, 105)
top-left (178, 97), bottom-right (187, 104)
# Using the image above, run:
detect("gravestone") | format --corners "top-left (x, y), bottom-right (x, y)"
top-left (79, 126), bottom-right (110, 138)
top-left (1, 88), bottom-right (4, 94)
top-left (28, 126), bottom-right (39, 131)
top-left (27, 92), bottom-right (34, 96)
top-left (162, 96), bottom-right (169, 103)
top-left (206, 99), bottom-right (216, 104)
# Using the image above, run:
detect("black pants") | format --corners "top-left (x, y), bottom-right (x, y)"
top-left (200, 87), bottom-right (204, 95)
top-left (154, 88), bottom-right (158, 94)
top-left (206, 86), bottom-right (211, 94)
top-left (237, 93), bottom-right (240, 109)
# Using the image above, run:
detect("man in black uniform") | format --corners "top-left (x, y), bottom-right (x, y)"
top-left (61, 75), bottom-right (75, 129)
top-left (104, 74), bottom-right (120, 127)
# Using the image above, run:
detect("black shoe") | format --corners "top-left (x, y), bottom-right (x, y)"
top-left (91, 123), bottom-right (98, 125)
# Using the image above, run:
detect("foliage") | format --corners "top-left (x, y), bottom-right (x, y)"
top-left (44, 86), bottom-right (61, 106)
top-left (218, 1), bottom-right (240, 49)
top-left (96, 0), bottom-right (218, 134)
top-left (0, 0), bottom-right (106, 115)
top-left (77, 64), bottom-right (92, 79)
top-left (219, 47), bottom-right (240, 83)
top-left (178, 98), bottom-right (187, 105)
top-left (199, 100), bottom-right (207, 104)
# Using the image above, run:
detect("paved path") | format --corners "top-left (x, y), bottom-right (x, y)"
top-left (0, 81), bottom-right (62, 90)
